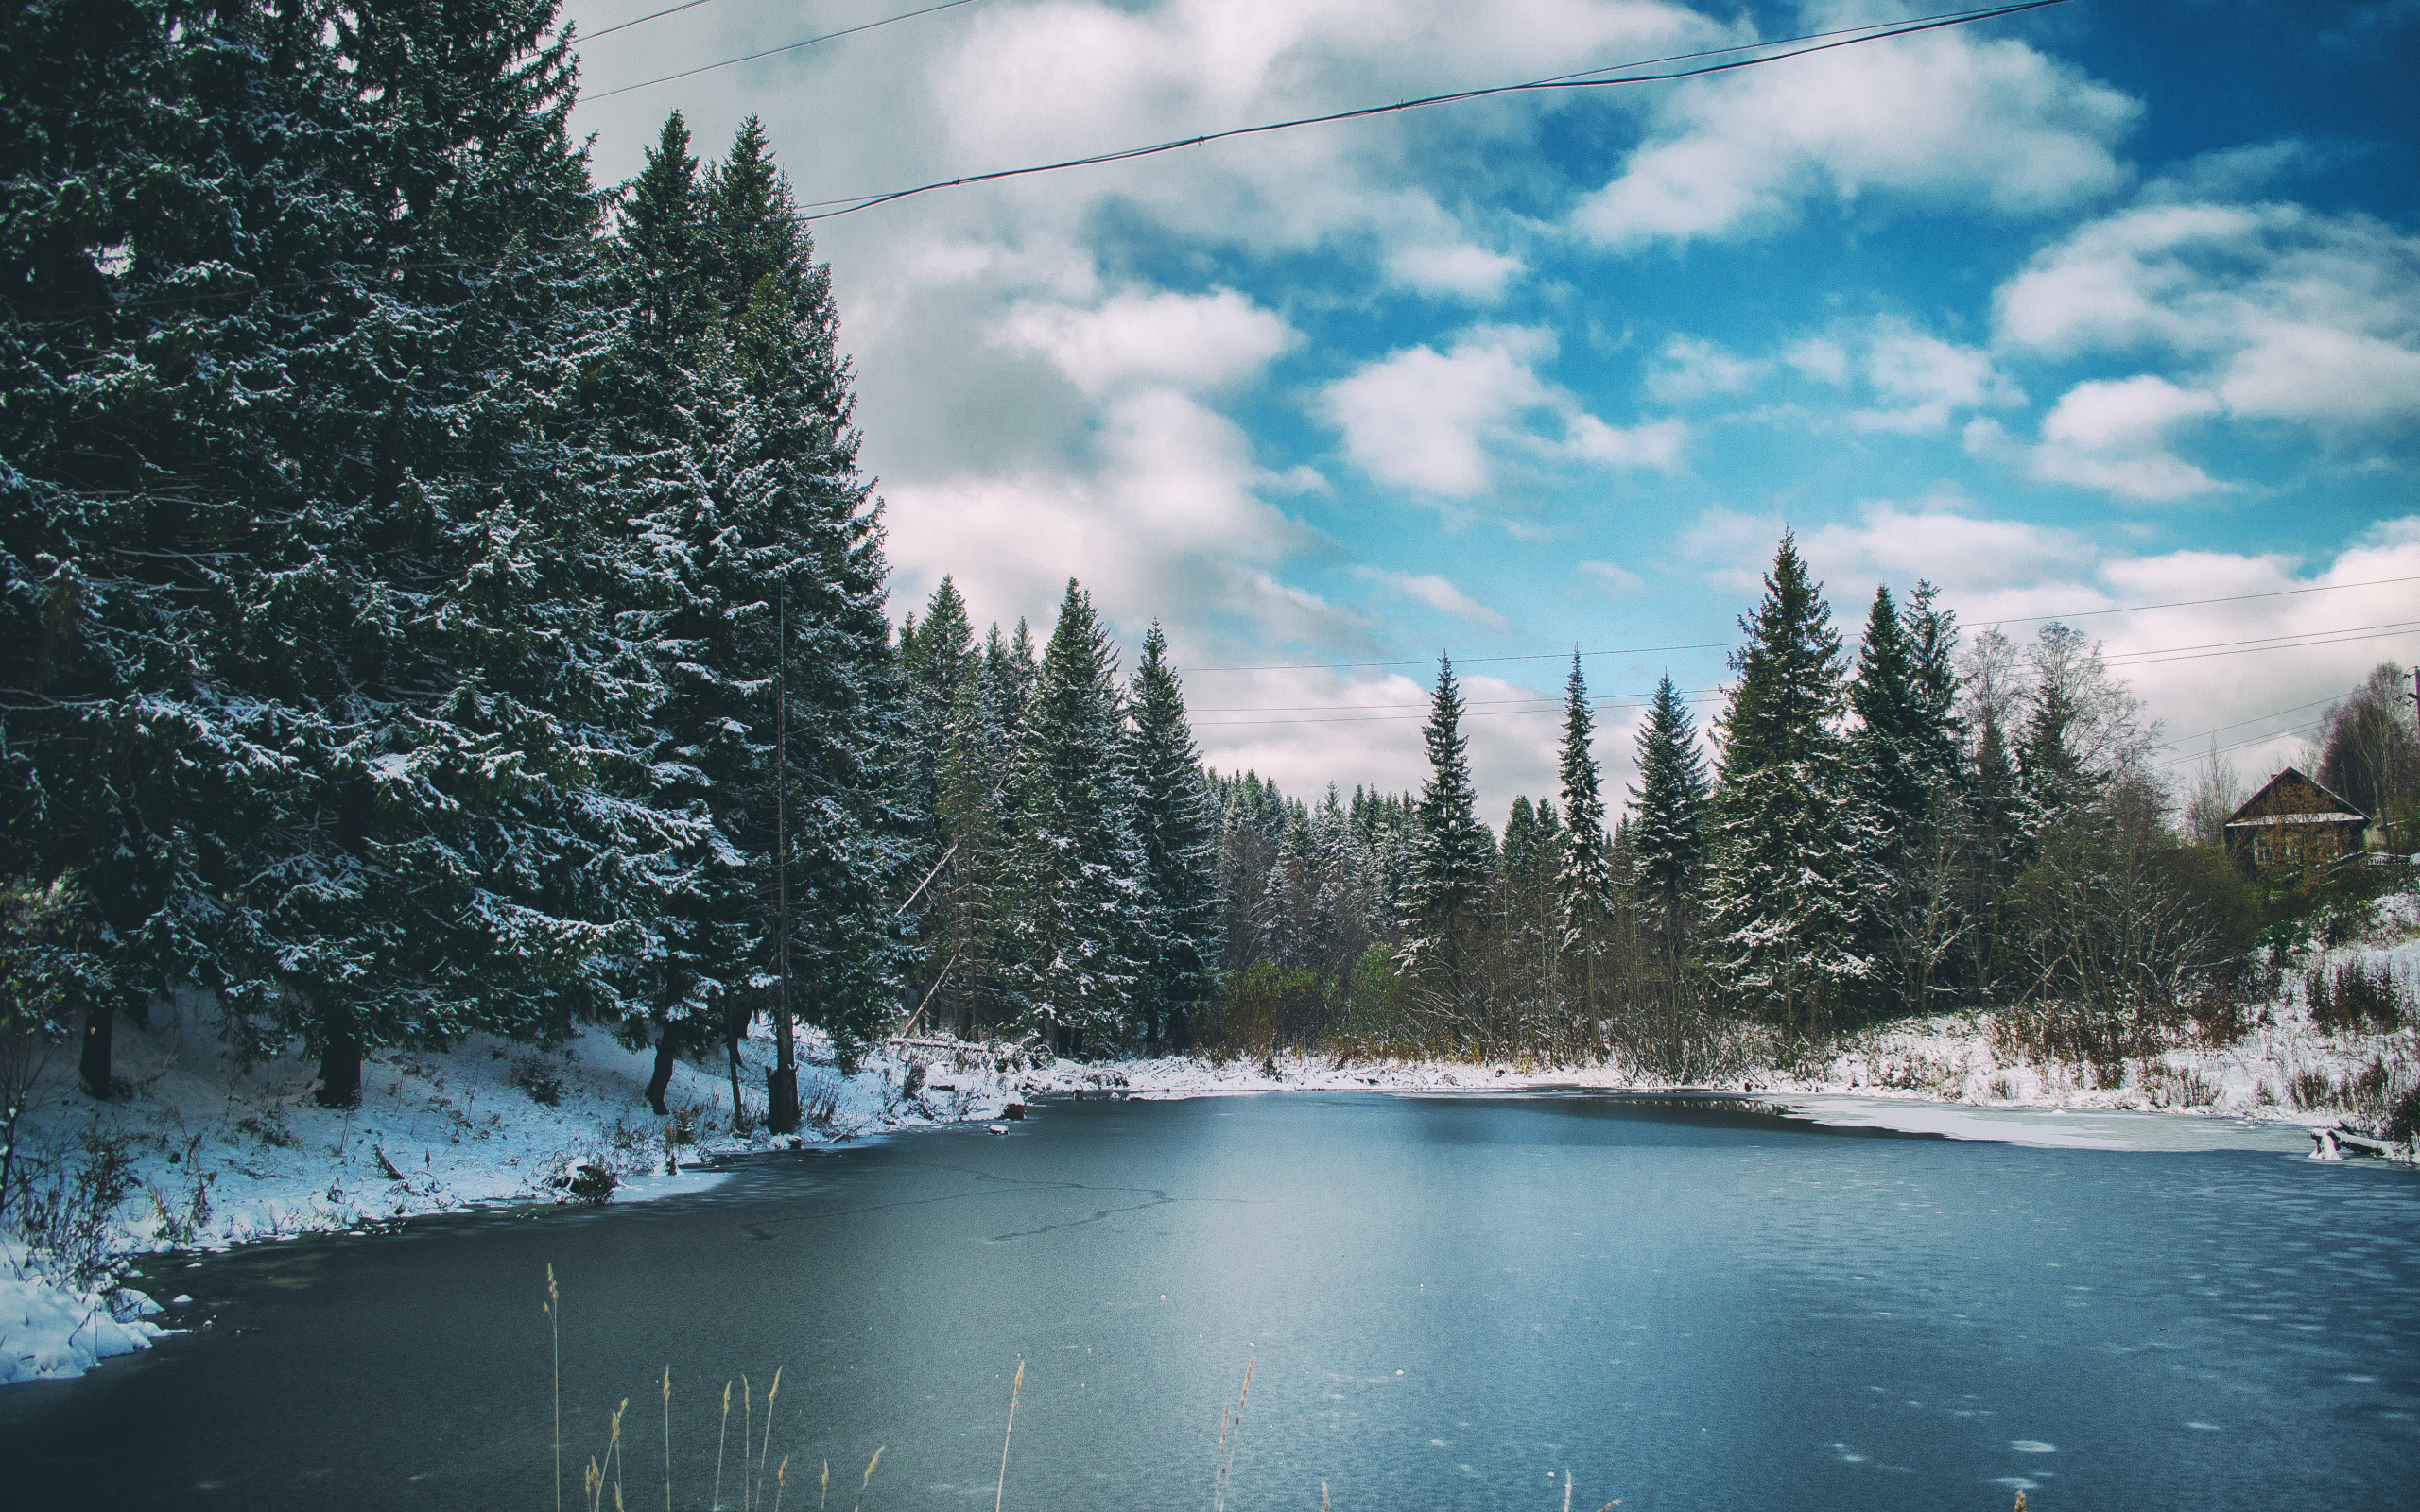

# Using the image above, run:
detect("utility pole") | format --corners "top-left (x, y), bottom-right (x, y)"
top-left (769, 567), bottom-right (801, 1134)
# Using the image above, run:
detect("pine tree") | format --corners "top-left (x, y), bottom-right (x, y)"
top-left (1849, 583), bottom-right (1967, 1015)
top-left (1403, 656), bottom-right (1495, 986)
top-left (1703, 534), bottom-right (1868, 1036)
top-left (1125, 624), bottom-right (1221, 1049)
top-left (1555, 657), bottom-right (1617, 1026)
top-left (1004, 581), bottom-right (1145, 1054)
top-left (1627, 672), bottom-right (1706, 992)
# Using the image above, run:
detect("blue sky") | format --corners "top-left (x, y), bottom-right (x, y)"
top-left (562, 0), bottom-right (2420, 817)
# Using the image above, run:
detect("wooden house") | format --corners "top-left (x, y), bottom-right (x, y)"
top-left (2223, 766), bottom-right (2369, 873)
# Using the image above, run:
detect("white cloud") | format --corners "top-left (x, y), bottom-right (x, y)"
top-left (992, 287), bottom-right (1295, 396)
top-left (1649, 335), bottom-right (1769, 401)
top-left (1966, 375), bottom-right (2224, 503)
top-left (1353, 567), bottom-right (1512, 629)
top-left (1848, 323), bottom-right (2023, 434)
top-left (1580, 559), bottom-right (1648, 593)
top-left (1322, 325), bottom-right (1682, 496)
top-left (1573, 27), bottom-right (2136, 249)
top-left (1387, 242), bottom-right (1525, 301)
top-left (885, 387), bottom-right (1364, 652)
top-left (1995, 198), bottom-right (2420, 431)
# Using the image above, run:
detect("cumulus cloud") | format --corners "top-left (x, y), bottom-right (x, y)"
top-left (884, 387), bottom-right (1364, 653)
top-left (1387, 242), bottom-right (1526, 301)
top-left (1995, 198), bottom-right (2420, 430)
top-left (992, 287), bottom-right (1296, 396)
top-left (1572, 27), bottom-right (2137, 249)
top-left (1648, 335), bottom-right (1770, 401)
top-left (1322, 325), bottom-right (1684, 496)
top-left (1977, 374), bottom-right (2226, 502)
top-left (1849, 322), bottom-right (2024, 434)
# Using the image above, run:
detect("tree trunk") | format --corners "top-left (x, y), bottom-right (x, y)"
top-left (726, 1036), bottom-right (745, 1131)
top-left (78, 1003), bottom-right (114, 1099)
top-left (316, 1004), bottom-right (361, 1108)
top-left (767, 1063), bottom-right (799, 1133)
top-left (647, 1025), bottom-right (677, 1117)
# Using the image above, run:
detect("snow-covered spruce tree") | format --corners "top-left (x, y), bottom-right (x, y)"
top-left (1847, 584), bottom-right (1968, 1016)
top-left (1702, 534), bottom-right (1870, 1039)
top-left (893, 578), bottom-right (980, 1036)
top-left (713, 117), bottom-right (908, 1101)
top-left (233, 0), bottom-right (701, 1107)
top-left (1554, 656), bottom-right (1617, 1037)
top-left (4, 0), bottom-right (689, 1105)
top-left (1307, 787), bottom-right (1375, 980)
top-left (1402, 656), bottom-right (1495, 1025)
top-left (0, 0), bottom-right (308, 1092)
top-left (1629, 674), bottom-right (1709, 982)
top-left (1124, 625), bottom-right (1221, 1050)
top-left (591, 112), bottom-right (747, 1114)
top-left (1002, 581), bottom-right (1146, 1056)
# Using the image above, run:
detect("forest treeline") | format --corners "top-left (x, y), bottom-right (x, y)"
top-left (0, 1), bottom-right (1224, 1127)
top-left (7, 4), bottom-right (2417, 1127)
top-left (1202, 536), bottom-right (2420, 1076)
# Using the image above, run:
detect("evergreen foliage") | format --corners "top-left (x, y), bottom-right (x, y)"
top-left (1125, 626), bottom-right (1222, 1049)
top-left (1554, 657), bottom-right (1617, 1022)
top-left (1703, 535), bottom-right (1870, 1034)
top-left (1403, 656), bottom-right (1495, 978)
top-left (1629, 674), bottom-right (1708, 973)
top-left (1003, 582), bottom-right (1145, 1054)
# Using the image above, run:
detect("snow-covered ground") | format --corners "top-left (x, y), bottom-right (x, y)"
top-left (8, 894), bottom-right (2414, 1384)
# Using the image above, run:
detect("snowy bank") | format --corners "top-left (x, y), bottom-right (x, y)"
top-left (1, 1234), bottom-right (164, 1385)
top-left (8, 897), bottom-right (2413, 1383)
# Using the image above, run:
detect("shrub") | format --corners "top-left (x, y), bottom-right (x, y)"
top-left (510, 1054), bottom-right (566, 1107)
top-left (8, 1126), bottom-right (141, 1289)
top-left (2309, 962), bottom-right (2404, 1034)
top-left (235, 1110), bottom-right (300, 1149)
top-left (2288, 1070), bottom-right (2337, 1112)
top-left (2385, 1085), bottom-right (2420, 1145)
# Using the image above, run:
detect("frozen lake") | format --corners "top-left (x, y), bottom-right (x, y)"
top-left (3, 1091), bottom-right (2414, 1509)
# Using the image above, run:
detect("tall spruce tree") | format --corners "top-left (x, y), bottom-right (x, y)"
top-left (1703, 534), bottom-right (1869, 1035)
top-left (1004, 581), bottom-right (1145, 1054)
top-left (1125, 625), bottom-right (1221, 1050)
top-left (1403, 656), bottom-right (1495, 984)
top-left (1554, 656), bottom-right (1616, 1023)
top-left (1629, 674), bottom-right (1708, 986)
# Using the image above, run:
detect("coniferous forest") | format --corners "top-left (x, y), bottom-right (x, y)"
top-left (8, 0), bottom-right (2419, 1125)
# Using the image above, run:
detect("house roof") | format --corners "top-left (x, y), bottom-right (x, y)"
top-left (2222, 765), bottom-right (2367, 829)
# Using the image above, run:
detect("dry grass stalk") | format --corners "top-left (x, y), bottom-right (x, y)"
top-left (754, 1365), bottom-right (784, 1510)
top-left (994, 1358), bottom-right (1025, 1512)
top-left (662, 1366), bottom-right (673, 1512)
top-left (774, 1457), bottom-right (788, 1512)
top-left (713, 1381), bottom-right (733, 1512)
top-left (546, 1264), bottom-right (562, 1512)
top-left (852, 1447), bottom-right (882, 1512)
top-left (1211, 1354), bottom-right (1254, 1512)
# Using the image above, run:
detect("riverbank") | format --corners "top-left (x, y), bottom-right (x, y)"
top-left (8, 902), bottom-right (2414, 1383)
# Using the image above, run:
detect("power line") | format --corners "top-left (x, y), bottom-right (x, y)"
top-left (798, 0), bottom-right (2069, 219)
top-left (581, 0), bottom-right (730, 43)
top-left (582, 0), bottom-right (990, 101)
top-left (1182, 640), bottom-right (1737, 676)
top-left (1185, 627), bottom-right (2420, 733)
top-left (1176, 572), bottom-right (2420, 678)
top-left (1978, 574), bottom-right (2420, 629)
top-left (2153, 696), bottom-right (2341, 752)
